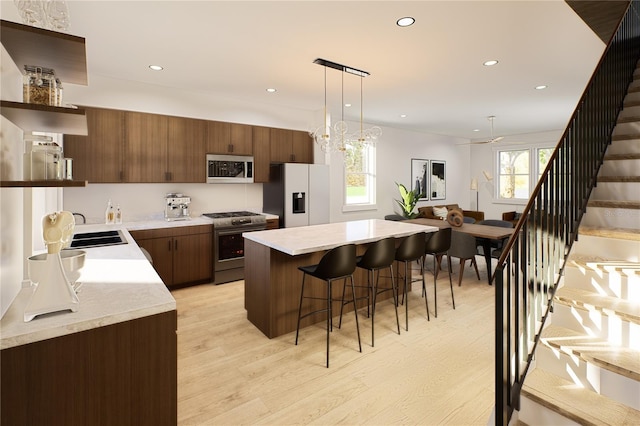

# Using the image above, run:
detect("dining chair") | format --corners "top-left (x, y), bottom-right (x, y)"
top-left (339, 237), bottom-right (399, 347)
top-left (475, 219), bottom-right (514, 259)
top-left (447, 231), bottom-right (481, 286)
top-left (395, 232), bottom-right (427, 330)
top-left (423, 227), bottom-right (454, 318)
top-left (295, 244), bottom-right (361, 367)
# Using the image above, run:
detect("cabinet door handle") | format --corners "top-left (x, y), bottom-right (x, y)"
top-left (165, 171), bottom-right (172, 181)
top-left (168, 240), bottom-right (172, 252)
top-left (174, 240), bottom-right (178, 251)
top-left (228, 144), bottom-right (233, 153)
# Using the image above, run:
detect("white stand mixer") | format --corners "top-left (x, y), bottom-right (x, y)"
top-left (24, 211), bottom-right (80, 322)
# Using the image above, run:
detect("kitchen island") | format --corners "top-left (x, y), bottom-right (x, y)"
top-left (243, 219), bottom-right (437, 338)
top-left (0, 224), bottom-right (177, 425)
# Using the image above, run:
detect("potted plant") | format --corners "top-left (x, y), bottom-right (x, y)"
top-left (395, 182), bottom-right (419, 219)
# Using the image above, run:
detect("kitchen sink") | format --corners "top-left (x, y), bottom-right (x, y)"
top-left (69, 230), bottom-right (127, 249)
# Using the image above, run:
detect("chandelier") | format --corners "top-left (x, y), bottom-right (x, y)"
top-left (310, 58), bottom-right (381, 153)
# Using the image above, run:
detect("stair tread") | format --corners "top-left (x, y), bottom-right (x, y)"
top-left (567, 253), bottom-right (640, 273)
top-left (603, 153), bottom-right (640, 160)
top-left (541, 324), bottom-right (640, 380)
top-left (587, 200), bottom-right (640, 209)
top-left (579, 226), bottom-right (640, 241)
top-left (555, 287), bottom-right (640, 324)
top-left (597, 176), bottom-right (640, 182)
top-left (522, 369), bottom-right (640, 426)
top-left (612, 134), bottom-right (640, 140)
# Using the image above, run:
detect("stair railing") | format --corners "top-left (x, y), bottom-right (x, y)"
top-left (494, 1), bottom-right (640, 424)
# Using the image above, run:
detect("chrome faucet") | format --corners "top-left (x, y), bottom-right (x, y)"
top-left (72, 212), bottom-right (86, 224)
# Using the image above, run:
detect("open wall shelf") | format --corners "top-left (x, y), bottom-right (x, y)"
top-left (0, 180), bottom-right (88, 188)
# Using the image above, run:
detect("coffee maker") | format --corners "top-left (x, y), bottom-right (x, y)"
top-left (165, 193), bottom-right (191, 221)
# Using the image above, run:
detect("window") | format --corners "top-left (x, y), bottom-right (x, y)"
top-left (496, 146), bottom-right (554, 201)
top-left (537, 147), bottom-right (553, 179)
top-left (344, 141), bottom-right (376, 208)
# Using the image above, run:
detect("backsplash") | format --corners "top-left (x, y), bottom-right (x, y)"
top-left (63, 182), bottom-right (263, 224)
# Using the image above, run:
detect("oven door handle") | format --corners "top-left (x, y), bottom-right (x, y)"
top-left (215, 225), bottom-right (266, 235)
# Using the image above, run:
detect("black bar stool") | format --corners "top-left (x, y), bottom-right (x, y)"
top-left (295, 244), bottom-right (362, 367)
top-left (424, 228), bottom-right (455, 317)
top-left (339, 237), bottom-right (399, 347)
top-left (395, 232), bottom-right (428, 330)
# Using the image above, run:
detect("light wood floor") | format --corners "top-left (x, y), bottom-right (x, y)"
top-left (172, 259), bottom-right (496, 425)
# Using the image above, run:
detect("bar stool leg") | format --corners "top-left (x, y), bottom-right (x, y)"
top-left (326, 278), bottom-right (331, 368)
top-left (370, 269), bottom-right (376, 346)
top-left (389, 265), bottom-right (400, 335)
top-left (295, 274), bottom-right (306, 345)
top-left (349, 275), bottom-right (362, 353)
top-left (404, 260), bottom-right (409, 331)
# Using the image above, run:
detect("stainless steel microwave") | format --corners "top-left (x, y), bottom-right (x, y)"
top-left (206, 154), bottom-right (254, 183)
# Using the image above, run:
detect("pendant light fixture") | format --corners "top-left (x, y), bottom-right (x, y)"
top-left (310, 58), bottom-right (381, 153)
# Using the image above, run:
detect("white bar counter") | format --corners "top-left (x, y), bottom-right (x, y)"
top-left (243, 218), bottom-right (437, 255)
top-left (243, 219), bottom-right (437, 338)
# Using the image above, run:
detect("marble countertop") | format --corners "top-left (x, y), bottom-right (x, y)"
top-left (119, 212), bottom-right (278, 231)
top-left (0, 224), bottom-right (176, 350)
top-left (243, 219), bottom-right (439, 256)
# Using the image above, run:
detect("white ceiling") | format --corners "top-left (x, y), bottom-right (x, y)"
top-left (2, 0), bottom-right (606, 141)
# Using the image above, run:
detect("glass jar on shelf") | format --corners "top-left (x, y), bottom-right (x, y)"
top-left (23, 65), bottom-right (58, 106)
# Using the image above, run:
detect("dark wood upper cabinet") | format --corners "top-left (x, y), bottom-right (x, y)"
top-left (167, 116), bottom-right (206, 183)
top-left (252, 126), bottom-right (271, 183)
top-left (270, 128), bottom-right (313, 163)
top-left (124, 111), bottom-right (168, 183)
top-left (65, 106), bottom-right (312, 184)
top-left (64, 107), bottom-right (124, 183)
top-left (207, 121), bottom-right (253, 155)
top-left (291, 130), bottom-right (313, 164)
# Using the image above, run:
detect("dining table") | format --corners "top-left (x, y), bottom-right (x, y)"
top-left (405, 218), bottom-right (515, 284)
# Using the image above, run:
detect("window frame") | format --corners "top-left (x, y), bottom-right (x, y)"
top-left (491, 143), bottom-right (555, 205)
top-left (342, 141), bottom-right (377, 212)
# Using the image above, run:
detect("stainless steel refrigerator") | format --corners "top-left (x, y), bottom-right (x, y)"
top-left (263, 163), bottom-right (330, 228)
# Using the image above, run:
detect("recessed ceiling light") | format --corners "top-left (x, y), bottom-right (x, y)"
top-left (473, 129), bottom-right (480, 132)
top-left (400, 114), bottom-right (407, 118)
top-left (483, 60), bottom-right (499, 67)
top-left (535, 85), bottom-right (548, 90)
top-left (266, 88), bottom-right (277, 93)
top-left (148, 65), bottom-right (163, 71)
top-left (397, 17), bottom-right (415, 27)
top-left (345, 103), bottom-right (352, 107)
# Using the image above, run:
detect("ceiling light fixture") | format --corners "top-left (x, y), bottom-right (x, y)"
top-left (397, 17), bottom-right (415, 27)
top-left (309, 58), bottom-right (381, 153)
top-left (483, 60), bottom-right (499, 66)
top-left (535, 85), bottom-right (547, 90)
top-left (266, 88), bottom-right (277, 93)
top-left (400, 114), bottom-right (407, 118)
top-left (149, 65), bottom-right (163, 71)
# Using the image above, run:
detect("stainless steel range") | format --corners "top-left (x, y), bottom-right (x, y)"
top-left (203, 211), bottom-right (266, 284)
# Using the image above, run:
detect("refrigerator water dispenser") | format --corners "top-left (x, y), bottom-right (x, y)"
top-left (292, 192), bottom-right (306, 213)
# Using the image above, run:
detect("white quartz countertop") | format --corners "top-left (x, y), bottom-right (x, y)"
top-left (117, 213), bottom-right (277, 231)
top-left (0, 224), bottom-right (176, 350)
top-left (243, 219), bottom-right (439, 256)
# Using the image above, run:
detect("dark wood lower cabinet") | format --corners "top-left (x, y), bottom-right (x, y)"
top-left (1, 311), bottom-right (177, 426)
top-left (130, 225), bottom-right (213, 288)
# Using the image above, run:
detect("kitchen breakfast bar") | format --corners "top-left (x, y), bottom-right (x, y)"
top-left (243, 219), bottom-right (438, 338)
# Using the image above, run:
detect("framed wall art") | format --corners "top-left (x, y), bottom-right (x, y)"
top-left (430, 160), bottom-right (446, 200)
top-left (411, 158), bottom-right (429, 200)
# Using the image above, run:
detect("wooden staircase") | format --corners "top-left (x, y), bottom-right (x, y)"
top-left (516, 66), bottom-right (640, 424)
